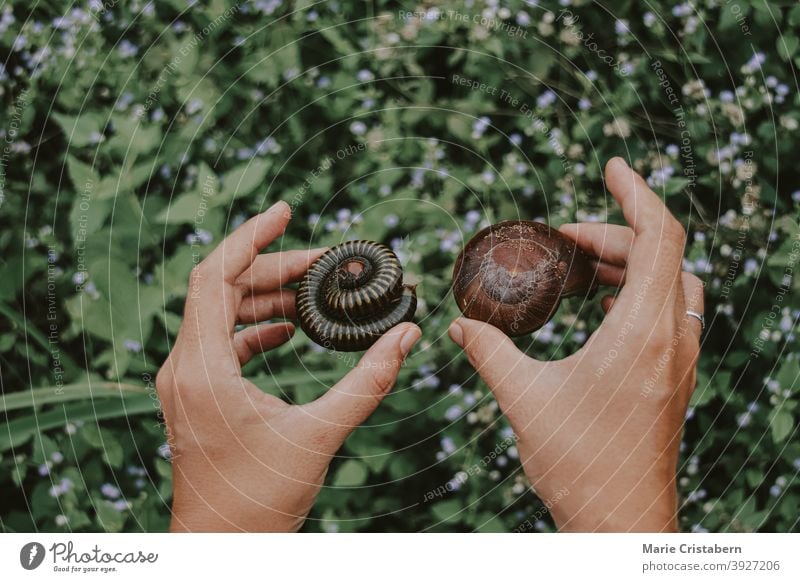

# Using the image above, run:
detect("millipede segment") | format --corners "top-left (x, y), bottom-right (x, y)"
top-left (296, 240), bottom-right (417, 351)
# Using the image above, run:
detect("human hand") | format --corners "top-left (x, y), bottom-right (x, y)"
top-left (448, 158), bottom-right (703, 532)
top-left (156, 201), bottom-right (421, 532)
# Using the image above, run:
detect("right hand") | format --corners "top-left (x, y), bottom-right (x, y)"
top-left (448, 158), bottom-right (703, 532)
top-left (157, 201), bottom-right (421, 532)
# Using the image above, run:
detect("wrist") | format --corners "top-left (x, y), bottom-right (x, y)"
top-left (549, 476), bottom-right (678, 532)
top-left (169, 463), bottom-right (312, 532)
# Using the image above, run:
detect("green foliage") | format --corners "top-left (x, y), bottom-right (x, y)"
top-left (0, 0), bottom-right (798, 532)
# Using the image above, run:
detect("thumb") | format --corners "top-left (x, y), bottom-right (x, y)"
top-left (302, 323), bottom-right (421, 445)
top-left (449, 317), bottom-right (537, 402)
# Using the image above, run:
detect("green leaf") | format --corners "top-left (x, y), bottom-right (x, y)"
top-left (101, 437), bottom-right (124, 468)
top-left (431, 499), bottom-right (463, 523)
top-left (32, 434), bottom-right (58, 465)
top-left (777, 35), bottom-right (799, 61)
top-left (770, 410), bottom-right (794, 443)
top-left (155, 191), bottom-right (206, 224)
top-left (95, 500), bottom-right (127, 533)
top-left (11, 463), bottom-right (27, 487)
top-left (0, 395), bottom-right (157, 452)
top-left (0, 383), bottom-right (147, 413)
top-left (51, 112), bottom-right (104, 148)
top-left (332, 459), bottom-right (368, 487)
top-left (216, 159), bottom-right (271, 205)
top-left (66, 156), bottom-right (100, 192)
top-left (473, 512), bottom-right (506, 532)
top-left (790, 5), bottom-right (800, 27)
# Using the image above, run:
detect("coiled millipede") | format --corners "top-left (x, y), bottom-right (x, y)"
top-left (296, 240), bottom-right (417, 351)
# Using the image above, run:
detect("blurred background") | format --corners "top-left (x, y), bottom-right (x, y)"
top-left (0, 0), bottom-right (798, 532)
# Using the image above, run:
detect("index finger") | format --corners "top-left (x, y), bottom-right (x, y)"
top-left (179, 201), bottom-right (292, 372)
top-left (603, 157), bottom-right (685, 313)
top-left (204, 200), bottom-right (293, 284)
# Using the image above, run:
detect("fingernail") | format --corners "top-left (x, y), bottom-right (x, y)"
top-left (267, 200), bottom-right (291, 218)
top-left (400, 325), bottom-right (421, 356)
top-left (610, 156), bottom-right (629, 169)
top-left (448, 320), bottom-right (464, 347)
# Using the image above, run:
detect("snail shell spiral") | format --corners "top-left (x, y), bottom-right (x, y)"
top-left (296, 240), bottom-right (417, 352)
top-left (452, 220), bottom-right (598, 336)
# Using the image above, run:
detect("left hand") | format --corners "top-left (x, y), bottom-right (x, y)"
top-left (156, 201), bottom-right (421, 532)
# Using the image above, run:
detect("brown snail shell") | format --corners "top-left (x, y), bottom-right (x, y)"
top-left (452, 220), bottom-right (598, 336)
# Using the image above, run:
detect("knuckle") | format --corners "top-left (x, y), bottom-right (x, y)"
top-left (642, 327), bottom-right (673, 357)
top-left (665, 216), bottom-right (686, 244)
top-left (368, 370), bottom-right (395, 395)
top-left (155, 365), bottom-right (175, 396)
top-left (683, 334), bottom-right (701, 364)
top-left (683, 272), bottom-right (703, 289)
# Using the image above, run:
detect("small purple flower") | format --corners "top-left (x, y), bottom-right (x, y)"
top-left (769, 485), bottom-right (782, 497)
top-left (101, 483), bottom-right (120, 499)
top-left (424, 375), bottom-right (441, 389)
top-left (672, 3), bottom-right (692, 17)
top-left (444, 405), bottom-right (462, 421)
top-left (578, 98), bottom-right (591, 111)
top-left (48, 478), bottom-right (74, 498)
top-left (123, 339), bottom-right (142, 353)
top-left (186, 98), bottom-right (203, 115)
top-left (118, 40), bottom-right (138, 58)
top-left (350, 121), bottom-right (367, 136)
top-left (158, 443), bottom-right (172, 460)
top-left (356, 69), bottom-right (374, 82)
top-left (472, 116), bottom-right (491, 138)
top-left (441, 437), bottom-right (456, 454)
top-left (537, 90), bottom-right (557, 109)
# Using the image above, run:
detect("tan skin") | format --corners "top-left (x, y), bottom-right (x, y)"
top-left (156, 201), bottom-right (421, 532)
top-left (449, 158), bottom-right (703, 532)
top-left (158, 158), bottom-right (702, 532)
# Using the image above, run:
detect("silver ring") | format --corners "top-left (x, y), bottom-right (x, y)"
top-left (686, 310), bottom-right (705, 330)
